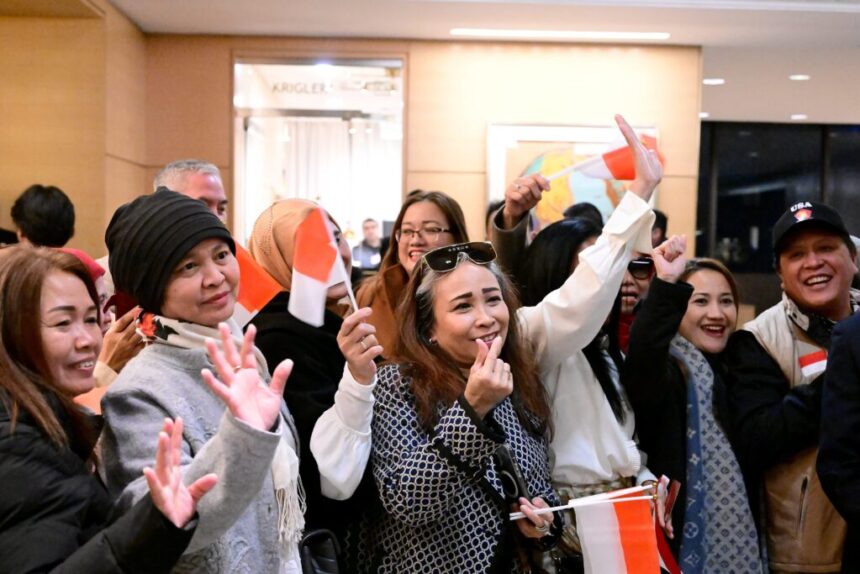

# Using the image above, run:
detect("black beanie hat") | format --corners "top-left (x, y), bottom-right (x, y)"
top-left (105, 187), bottom-right (235, 313)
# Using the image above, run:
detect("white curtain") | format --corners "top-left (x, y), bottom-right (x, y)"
top-left (264, 116), bottom-right (401, 237)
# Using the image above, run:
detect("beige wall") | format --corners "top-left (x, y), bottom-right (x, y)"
top-left (1, 21), bottom-right (701, 254)
top-left (103, 0), bottom-right (147, 236)
top-left (0, 1), bottom-right (145, 256)
top-left (145, 36), bottom-right (701, 248)
top-left (0, 16), bottom-right (106, 253)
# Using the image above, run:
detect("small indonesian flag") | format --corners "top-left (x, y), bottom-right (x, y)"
top-left (799, 349), bottom-right (828, 378)
top-left (289, 207), bottom-right (345, 327)
top-left (574, 488), bottom-right (661, 574)
top-left (547, 135), bottom-right (664, 182)
top-left (233, 244), bottom-right (282, 326)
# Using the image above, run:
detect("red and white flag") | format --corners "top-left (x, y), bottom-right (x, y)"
top-left (289, 207), bottom-right (352, 327)
top-left (233, 244), bottom-right (283, 326)
top-left (799, 349), bottom-right (827, 378)
top-left (547, 135), bottom-right (663, 182)
top-left (574, 487), bottom-right (661, 574)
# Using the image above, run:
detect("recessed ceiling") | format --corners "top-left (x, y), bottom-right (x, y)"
top-left (109, 0), bottom-right (860, 48)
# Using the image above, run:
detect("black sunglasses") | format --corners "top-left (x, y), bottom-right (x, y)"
top-left (627, 257), bottom-right (655, 280)
top-left (423, 242), bottom-right (497, 273)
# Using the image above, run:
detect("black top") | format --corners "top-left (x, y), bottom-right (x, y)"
top-left (250, 291), bottom-right (376, 567)
top-left (621, 278), bottom-right (742, 554)
top-left (0, 396), bottom-right (194, 573)
top-left (721, 329), bottom-right (823, 474)
top-left (818, 312), bottom-right (860, 573)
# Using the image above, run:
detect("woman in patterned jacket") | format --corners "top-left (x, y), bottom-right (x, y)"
top-left (368, 240), bottom-right (560, 573)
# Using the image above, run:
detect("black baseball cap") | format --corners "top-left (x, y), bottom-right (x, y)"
top-left (772, 201), bottom-right (853, 256)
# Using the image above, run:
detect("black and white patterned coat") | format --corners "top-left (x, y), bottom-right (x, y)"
top-left (369, 363), bottom-right (557, 573)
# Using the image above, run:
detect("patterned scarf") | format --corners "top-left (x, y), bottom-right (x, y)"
top-left (671, 335), bottom-right (763, 574)
top-left (138, 312), bottom-right (307, 568)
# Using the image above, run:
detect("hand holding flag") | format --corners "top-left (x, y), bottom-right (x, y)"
top-left (544, 115), bottom-right (665, 204)
top-left (337, 307), bottom-right (383, 385)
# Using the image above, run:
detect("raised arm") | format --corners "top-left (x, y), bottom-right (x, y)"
top-left (516, 115), bottom-right (661, 372)
top-left (622, 235), bottom-right (692, 410)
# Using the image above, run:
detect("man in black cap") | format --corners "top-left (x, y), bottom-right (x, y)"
top-left (723, 201), bottom-right (857, 573)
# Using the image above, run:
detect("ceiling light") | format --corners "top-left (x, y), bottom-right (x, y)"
top-left (699, 112), bottom-right (710, 119)
top-left (449, 28), bottom-right (670, 41)
top-left (789, 74), bottom-right (811, 81)
top-left (703, 78), bottom-right (725, 86)
top-left (791, 114), bottom-right (808, 120)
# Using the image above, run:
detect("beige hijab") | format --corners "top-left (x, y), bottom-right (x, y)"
top-left (248, 199), bottom-right (317, 292)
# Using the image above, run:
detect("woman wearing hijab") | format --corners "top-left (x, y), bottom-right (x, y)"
top-left (248, 199), bottom-right (383, 568)
top-left (99, 189), bottom-right (304, 573)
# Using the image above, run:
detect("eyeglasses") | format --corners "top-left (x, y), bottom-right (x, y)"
top-left (395, 226), bottom-right (451, 243)
top-left (627, 257), bottom-right (655, 280)
top-left (423, 242), bottom-right (497, 272)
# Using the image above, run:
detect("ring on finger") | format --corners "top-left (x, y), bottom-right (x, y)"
top-left (536, 520), bottom-right (551, 535)
top-left (359, 338), bottom-right (368, 351)
top-left (232, 364), bottom-right (242, 373)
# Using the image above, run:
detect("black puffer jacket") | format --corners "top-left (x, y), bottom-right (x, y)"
top-left (0, 396), bottom-right (194, 573)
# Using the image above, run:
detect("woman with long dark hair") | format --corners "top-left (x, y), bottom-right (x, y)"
top-left (622, 237), bottom-right (765, 572)
top-left (0, 247), bottom-right (216, 573)
top-left (514, 116), bottom-right (664, 572)
top-left (369, 241), bottom-right (559, 572)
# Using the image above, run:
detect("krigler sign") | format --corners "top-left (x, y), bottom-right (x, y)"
top-left (271, 81), bottom-right (328, 94)
top-left (270, 79), bottom-right (397, 95)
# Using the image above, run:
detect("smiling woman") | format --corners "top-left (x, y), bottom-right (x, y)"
top-left (621, 240), bottom-right (765, 570)
top-left (365, 242), bottom-right (560, 573)
top-left (98, 189), bottom-right (306, 573)
top-left (0, 247), bottom-right (217, 573)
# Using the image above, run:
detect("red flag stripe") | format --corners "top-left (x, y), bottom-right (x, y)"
top-left (293, 208), bottom-right (338, 283)
top-left (799, 349), bottom-right (827, 368)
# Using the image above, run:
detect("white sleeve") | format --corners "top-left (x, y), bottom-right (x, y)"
top-left (516, 192), bottom-right (655, 374)
top-left (310, 364), bottom-right (376, 500)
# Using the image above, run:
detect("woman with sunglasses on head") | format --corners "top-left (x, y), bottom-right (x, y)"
top-left (247, 199), bottom-right (384, 569)
top-left (621, 237), bottom-right (765, 571)
top-left (355, 190), bottom-right (470, 355)
top-left (518, 217), bottom-right (663, 573)
top-left (98, 189), bottom-right (304, 573)
top-left (369, 240), bottom-right (559, 573)
top-left (0, 247), bottom-right (219, 573)
top-left (368, 115), bottom-right (662, 573)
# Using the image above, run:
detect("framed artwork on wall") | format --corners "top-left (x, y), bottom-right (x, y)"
top-left (486, 123), bottom-right (659, 233)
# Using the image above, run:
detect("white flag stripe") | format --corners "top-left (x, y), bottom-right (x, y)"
top-left (232, 302), bottom-right (255, 327)
top-left (801, 360), bottom-right (827, 378)
top-left (508, 487), bottom-right (650, 521)
top-left (288, 271), bottom-right (327, 327)
top-left (576, 500), bottom-right (627, 574)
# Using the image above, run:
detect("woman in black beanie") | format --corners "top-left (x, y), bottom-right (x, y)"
top-left (99, 188), bottom-right (306, 573)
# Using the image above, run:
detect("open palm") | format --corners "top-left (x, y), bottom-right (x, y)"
top-left (201, 323), bottom-right (292, 431)
top-left (144, 417), bottom-right (218, 528)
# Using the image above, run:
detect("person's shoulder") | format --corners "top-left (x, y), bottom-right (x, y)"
top-left (836, 311), bottom-right (860, 336)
